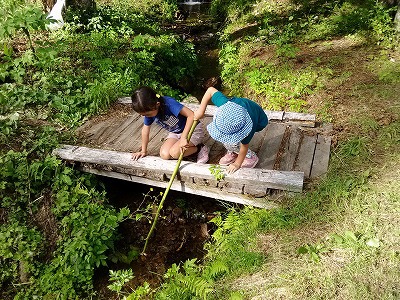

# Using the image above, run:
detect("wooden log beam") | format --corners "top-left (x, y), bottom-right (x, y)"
top-left (54, 145), bottom-right (304, 194)
top-left (117, 97), bottom-right (315, 127)
top-left (79, 167), bottom-right (279, 209)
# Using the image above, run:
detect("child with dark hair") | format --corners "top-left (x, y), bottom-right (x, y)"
top-left (194, 87), bottom-right (268, 174)
top-left (131, 86), bottom-right (209, 163)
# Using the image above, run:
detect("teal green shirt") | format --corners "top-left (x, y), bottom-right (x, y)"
top-left (211, 91), bottom-right (268, 144)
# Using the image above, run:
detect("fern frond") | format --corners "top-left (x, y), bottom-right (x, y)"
top-left (183, 258), bottom-right (198, 275)
top-left (204, 260), bottom-right (229, 279)
top-left (181, 276), bottom-right (213, 300)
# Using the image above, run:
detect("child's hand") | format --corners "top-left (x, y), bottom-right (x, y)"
top-left (132, 151), bottom-right (147, 160)
top-left (194, 110), bottom-right (203, 121)
top-left (227, 163), bottom-right (240, 174)
top-left (179, 138), bottom-right (190, 153)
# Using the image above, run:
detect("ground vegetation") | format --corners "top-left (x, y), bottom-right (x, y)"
top-left (0, 0), bottom-right (399, 299)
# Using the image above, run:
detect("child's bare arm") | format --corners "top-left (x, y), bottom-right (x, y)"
top-left (179, 106), bottom-right (195, 149)
top-left (227, 143), bottom-right (249, 174)
top-left (132, 125), bottom-right (151, 160)
top-left (194, 87), bottom-right (218, 120)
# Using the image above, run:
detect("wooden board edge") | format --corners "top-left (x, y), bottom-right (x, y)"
top-left (310, 135), bottom-right (332, 179)
top-left (117, 98), bottom-right (315, 125)
top-left (80, 167), bottom-right (279, 209)
top-left (53, 145), bottom-right (304, 193)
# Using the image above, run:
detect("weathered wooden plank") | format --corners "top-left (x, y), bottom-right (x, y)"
top-left (257, 123), bottom-right (287, 169)
top-left (146, 127), bottom-right (167, 155)
top-left (272, 126), bottom-right (291, 170)
top-left (86, 119), bottom-right (114, 142)
top-left (111, 116), bottom-right (145, 151)
top-left (118, 96), bottom-right (133, 104)
top-left (243, 184), bottom-right (268, 197)
top-left (54, 145), bottom-right (304, 193)
top-left (185, 102), bottom-right (217, 117)
top-left (249, 129), bottom-right (268, 153)
top-left (117, 98), bottom-right (316, 125)
top-left (103, 114), bottom-right (141, 145)
top-left (96, 117), bottom-right (135, 146)
top-left (310, 135), bottom-right (331, 178)
top-left (265, 110), bottom-right (284, 121)
top-left (279, 127), bottom-right (302, 172)
top-left (283, 112), bottom-right (316, 127)
top-left (78, 167), bottom-right (278, 209)
top-left (294, 134), bottom-right (317, 178)
top-left (77, 118), bottom-right (108, 139)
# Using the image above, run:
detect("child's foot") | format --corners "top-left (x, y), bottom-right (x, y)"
top-left (197, 144), bottom-right (210, 164)
top-left (219, 151), bottom-right (238, 165)
top-left (241, 152), bottom-right (259, 168)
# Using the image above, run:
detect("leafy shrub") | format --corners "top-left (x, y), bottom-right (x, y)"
top-left (0, 0), bottom-right (50, 53)
top-left (0, 150), bottom-right (61, 216)
top-left (16, 169), bottom-right (131, 299)
top-left (97, 0), bottom-right (178, 23)
top-left (204, 208), bottom-right (266, 274)
top-left (64, 4), bottom-right (160, 36)
top-left (219, 43), bottom-right (242, 94)
top-left (0, 83), bottom-right (54, 140)
top-left (155, 259), bottom-right (213, 300)
top-left (371, 57), bottom-right (400, 84)
top-left (0, 222), bottom-right (42, 287)
top-left (45, 13), bottom-right (197, 126)
top-left (108, 269), bottom-right (134, 296)
top-left (0, 1), bottom-right (200, 299)
top-left (210, 0), bottom-right (257, 21)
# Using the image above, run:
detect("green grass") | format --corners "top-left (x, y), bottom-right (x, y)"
top-left (196, 137), bottom-right (400, 299)
top-left (143, 1), bottom-right (400, 299)
top-left (2, 0), bottom-right (399, 298)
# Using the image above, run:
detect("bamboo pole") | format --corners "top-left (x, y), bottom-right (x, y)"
top-left (141, 120), bottom-right (199, 255)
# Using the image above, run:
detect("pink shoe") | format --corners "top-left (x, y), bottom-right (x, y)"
top-left (196, 145), bottom-right (210, 164)
top-left (241, 152), bottom-right (259, 168)
top-left (219, 151), bottom-right (238, 165)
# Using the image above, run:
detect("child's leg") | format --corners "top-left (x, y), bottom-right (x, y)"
top-left (160, 138), bottom-right (179, 160)
top-left (160, 135), bottom-right (198, 160)
top-left (168, 139), bottom-right (198, 159)
top-left (241, 148), bottom-right (259, 168)
top-left (223, 143), bottom-right (241, 153)
top-left (224, 143), bottom-right (255, 157)
top-left (219, 143), bottom-right (240, 165)
top-left (164, 124), bottom-right (205, 159)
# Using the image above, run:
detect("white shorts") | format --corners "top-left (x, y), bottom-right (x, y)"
top-left (167, 122), bottom-right (204, 146)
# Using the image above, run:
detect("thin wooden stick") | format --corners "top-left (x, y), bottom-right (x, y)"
top-left (141, 120), bottom-right (199, 255)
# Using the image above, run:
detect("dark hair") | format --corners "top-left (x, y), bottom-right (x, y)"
top-left (131, 86), bottom-right (165, 118)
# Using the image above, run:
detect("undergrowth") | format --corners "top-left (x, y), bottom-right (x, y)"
top-left (1, 0), bottom-right (399, 299)
top-left (217, 0), bottom-right (399, 111)
top-left (0, 0), bottom-right (196, 298)
top-left (126, 1), bottom-right (400, 299)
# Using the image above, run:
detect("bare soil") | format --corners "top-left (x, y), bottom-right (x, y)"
top-left (93, 177), bottom-right (227, 299)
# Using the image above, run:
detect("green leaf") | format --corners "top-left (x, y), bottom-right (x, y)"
top-left (297, 246), bottom-right (308, 254)
top-left (344, 230), bottom-right (358, 242)
top-left (310, 252), bottom-right (320, 262)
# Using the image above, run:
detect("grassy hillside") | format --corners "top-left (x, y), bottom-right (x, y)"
top-left (0, 0), bottom-right (399, 299)
top-left (149, 1), bottom-right (400, 299)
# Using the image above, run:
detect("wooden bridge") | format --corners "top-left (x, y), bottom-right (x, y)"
top-left (54, 97), bottom-right (332, 208)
